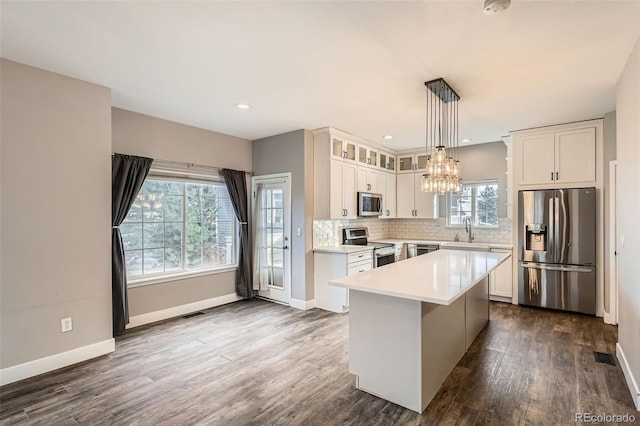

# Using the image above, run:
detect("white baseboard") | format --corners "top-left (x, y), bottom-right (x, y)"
top-left (290, 298), bottom-right (315, 310)
top-left (0, 338), bottom-right (115, 386)
top-left (489, 295), bottom-right (512, 304)
top-left (616, 342), bottom-right (640, 410)
top-left (127, 293), bottom-right (242, 329)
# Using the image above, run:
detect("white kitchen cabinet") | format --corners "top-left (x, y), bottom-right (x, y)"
top-left (396, 173), bottom-right (438, 218)
top-left (397, 153), bottom-right (429, 174)
top-left (555, 128), bottom-right (596, 183)
top-left (331, 136), bottom-right (357, 163)
top-left (381, 172), bottom-right (396, 218)
top-left (521, 127), bottom-right (595, 185)
top-left (379, 152), bottom-right (396, 173)
top-left (330, 160), bottom-right (358, 219)
top-left (314, 250), bottom-right (373, 313)
top-left (358, 145), bottom-right (379, 169)
top-left (357, 168), bottom-right (380, 193)
top-left (489, 249), bottom-right (513, 299)
top-left (314, 129), bottom-right (361, 219)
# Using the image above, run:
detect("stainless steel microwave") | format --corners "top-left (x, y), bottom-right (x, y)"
top-left (358, 192), bottom-right (383, 217)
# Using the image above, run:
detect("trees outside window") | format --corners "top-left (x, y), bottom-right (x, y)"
top-left (448, 181), bottom-right (499, 227)
top-left (121, 178), bottom-right (236, 280)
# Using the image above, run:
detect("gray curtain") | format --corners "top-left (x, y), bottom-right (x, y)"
top-left (220, 168), bottom-right (253, 298)
top-left (112, 153), bottom-right (153, 335)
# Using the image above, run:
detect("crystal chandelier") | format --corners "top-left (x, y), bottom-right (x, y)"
top-left (422, 78), bottom-right (462, 195)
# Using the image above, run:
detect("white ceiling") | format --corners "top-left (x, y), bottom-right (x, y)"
top-left (1, 1), bottom-right (639, 150)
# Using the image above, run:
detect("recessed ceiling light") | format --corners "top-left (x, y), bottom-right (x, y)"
top-left (383, 135), bottom-right (394, 140)
top-left (461, 138), bottom-right (472, 143)
top-left (236, 103), bottom-right (251, 110)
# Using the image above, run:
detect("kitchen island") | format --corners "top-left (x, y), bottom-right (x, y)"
top-left (330, 249), bottom-right (511, 413)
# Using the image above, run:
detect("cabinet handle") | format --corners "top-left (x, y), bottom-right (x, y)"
top-left (556, 171), bottom-right (559, 180)
top-left (551, 172), bottom-right (554, 181)
top-left (344, 209), bottom-right (347, 216)
top-left (358, 270), bottom-right (365, 272)
top-left (367, 158), bottom-right (371, 165)
top-left (358, 254), bottom-right (364, 258)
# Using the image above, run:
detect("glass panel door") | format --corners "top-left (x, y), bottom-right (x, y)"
top-left (332, 137), bottom-right (344, 159)
top-left (358, 146), bottom-right (368, 165)
top-left (379, 153), bottom-right (387, 170)
top-left (398, 155), bottom-right (413, 172)
top-left (345, 141), bottom-right (356, 161)
top-left (253, 175), bottom-right (291, 304)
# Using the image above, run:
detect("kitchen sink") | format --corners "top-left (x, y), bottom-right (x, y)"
top-left (440, 242), bottom-right (491, 252)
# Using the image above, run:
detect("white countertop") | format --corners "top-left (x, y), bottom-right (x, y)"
top-left (313, 245), bottom-right (374, 254)
top-left (372, 239), bottom-right (513, 250)
top-left (330, 250), bottom-right (511, 305)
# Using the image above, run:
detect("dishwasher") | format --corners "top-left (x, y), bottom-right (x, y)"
top-left (406, 243), bottom-right (440, 258)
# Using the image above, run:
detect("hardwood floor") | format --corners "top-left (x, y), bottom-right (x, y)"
top-left (1, 300), bottom-right (637, 425)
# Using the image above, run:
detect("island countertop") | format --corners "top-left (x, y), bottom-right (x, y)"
top-left (330, 249), bottom-right (510, 305)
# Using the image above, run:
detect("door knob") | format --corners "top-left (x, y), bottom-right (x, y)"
top-left (283, 245), bottom-right (289, 250)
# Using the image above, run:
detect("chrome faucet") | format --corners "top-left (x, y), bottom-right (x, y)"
top-left (465, 216), bottom-right (474, 243)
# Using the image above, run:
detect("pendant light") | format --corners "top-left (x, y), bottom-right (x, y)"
top-left (422, 78), bottom-right (462, 195)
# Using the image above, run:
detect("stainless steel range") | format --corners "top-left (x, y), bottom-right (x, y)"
top-left (342, 227), bottom-right (395, 268)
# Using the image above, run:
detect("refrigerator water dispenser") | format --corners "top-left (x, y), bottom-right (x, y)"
top-left (525, 224), bottom-right (547, 252)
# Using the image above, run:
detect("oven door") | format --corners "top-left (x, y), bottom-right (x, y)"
top-left (374, 249), bottom-right (395, 268)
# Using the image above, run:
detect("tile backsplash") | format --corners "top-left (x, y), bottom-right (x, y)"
top-left (387, 218), bottom-right (512, 244)
top-left (313, 218), bottom-right (390, 247)
top-left (313, 218), bottom-right (512, 247)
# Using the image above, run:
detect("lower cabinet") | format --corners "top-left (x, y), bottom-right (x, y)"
top-left (314, 250), bottom-right (373, 313)
top-left (489, 249), bottom-right (513, 299)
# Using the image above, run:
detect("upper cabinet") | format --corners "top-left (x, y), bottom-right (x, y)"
top-left (382, 172), bottom-right (396, 218)
top-left (396, 173), bottom-right (439, 219)
top-left (397, 153), bottom-right (429, 173)
top-left (331, 160), bottom-right (358, 219)
top-left (520, 127), bottom-right (596, 185)
top-left (379, 151), bottom-right (396, 172)
top-left (315, 129), bottom-right (360, 219)
top-left (357, 168), bottom-right (380, 193)
top-left (358, 145), bottom-right (379, 168)
top-left (331, 135), bottom-right (357, 163)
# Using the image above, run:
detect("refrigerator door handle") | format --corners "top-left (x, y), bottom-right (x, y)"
top-left (520, 262), bottom-right (593, 273)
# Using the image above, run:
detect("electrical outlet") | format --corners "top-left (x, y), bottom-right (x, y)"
top-left (61, 317), bottom-right (73, 333)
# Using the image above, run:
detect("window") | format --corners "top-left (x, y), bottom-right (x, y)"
top-left (448, 181), bottom-right (499, 227)
top-left (121, 177), bottom-right (236, 281)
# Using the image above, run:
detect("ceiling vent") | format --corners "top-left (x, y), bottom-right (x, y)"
top-left (483, 0), bottom-right (511, 14)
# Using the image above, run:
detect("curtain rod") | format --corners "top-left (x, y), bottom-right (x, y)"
top-left (111, 154), bottom-right (252, 175)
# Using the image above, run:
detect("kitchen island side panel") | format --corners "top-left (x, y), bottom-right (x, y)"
top-left (465, 276), bottom-right (490, 350)
top-left (420, 296), bottom-right (466, 410)
top-left (349, 290), bottom-right (423, 412)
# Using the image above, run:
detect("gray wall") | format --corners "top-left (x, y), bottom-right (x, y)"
top-left (1, 60), bottom-right (112, 369)
top-left (615, 36), bottom-right (640, 401)
top-left (438, 141), bottom-right (508, 218)
top-left (252, 130), bottom-right (314, 301)
top-left (111, 108), bottom-right (253, 316)
top-left (603, 111), bottom-right (616, 313)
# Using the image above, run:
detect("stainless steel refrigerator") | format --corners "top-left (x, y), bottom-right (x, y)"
top-left (518, 188), bottom-right (596, 314)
